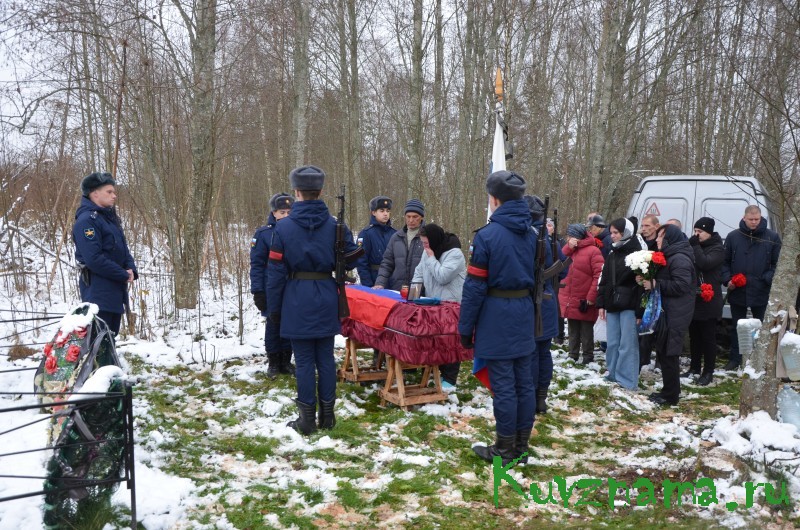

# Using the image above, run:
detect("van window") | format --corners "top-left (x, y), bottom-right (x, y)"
top-left (636, 197), bottom-right (689, 228)
top-left (701, 198), bottom-right (750, 236)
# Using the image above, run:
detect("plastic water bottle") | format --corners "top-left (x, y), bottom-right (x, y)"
top-left (736, 319), bottom-right (760, 357)
top-left (780, 332), bottom-right (800, 381)
top-left (777, 386), bottom-right (800, 430)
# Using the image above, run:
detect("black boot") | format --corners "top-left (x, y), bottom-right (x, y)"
top-left (515, 429), bottom-right (533, 465)
top-left (536, 388), bottom-right (548, 414)
top-left (266, 352), bottom-right (280, 380)
top-left (287, 400), bottom-right (317, 435)
top-left (473, 434), bottom-right (518, 466)
top-left (318, 399), bottom-right (336, 429)
top-left (280, 350), bottom-right (296, 376)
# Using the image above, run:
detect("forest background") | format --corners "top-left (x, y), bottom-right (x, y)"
top-left (0, 0), bottom-right (797, 311)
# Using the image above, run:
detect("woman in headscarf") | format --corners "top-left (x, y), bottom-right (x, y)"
top-left (637, 224), bottom-right (695, 406)
top-left (411, 223), bottom-right (466, 387)
top-left (596, 217), bottom-right (646, 390)
top-left (559, 223), bottom-right (604, 364)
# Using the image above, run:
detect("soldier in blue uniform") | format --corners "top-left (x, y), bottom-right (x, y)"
top-left (72, 172), bottom-right (137, 335)
top-left (250, 193), bottom-right (294, 379)
top-left (266, 166), bottom-right (361, 435)
top-left (356, 196), bottom-right (396, 287)
top-left (525, 196), bottom-right (562, 423)
top-left (459, 171), bottom-right (537, 466)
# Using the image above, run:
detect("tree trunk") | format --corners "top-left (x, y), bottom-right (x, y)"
top-left (292, 0), bottom-right (310, 167)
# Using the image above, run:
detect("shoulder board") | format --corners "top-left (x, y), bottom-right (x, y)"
top-left (90, 211), bottom-right (98, 219)
top-left (472, 222), bottom-right (491, 234)
top-left (361, 224), bottom-right (374, 232)
top-left (254, 225), bottom-right (272, 235)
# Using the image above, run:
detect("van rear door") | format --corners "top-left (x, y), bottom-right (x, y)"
top-left (632, 182), bottom-right (694, 230)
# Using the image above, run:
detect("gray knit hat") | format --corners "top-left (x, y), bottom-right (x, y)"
top-left (404, 199), bottom-right (425, 216)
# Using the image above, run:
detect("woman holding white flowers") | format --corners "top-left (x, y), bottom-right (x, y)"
top-left (637, 224), bottom-right (696, 406)
top-left (596, 217), bottom-right (646, 390)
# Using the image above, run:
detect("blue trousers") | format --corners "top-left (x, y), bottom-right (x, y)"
top-left (729, 304), bottom-right (766, 363)
top-left (265, 316), bottom-right (291, 353)
top-left (535, 339), bottom-right (552, 392)
top-left (486, 354), bottom-right (536, 436)
top-left (291, 337), bottom-right (336, 405)
top-left (97, 310), bottom-right (122, 335)
top-left (605, 310), bottom-right (639, 389)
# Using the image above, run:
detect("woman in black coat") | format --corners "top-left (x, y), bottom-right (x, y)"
top-left (637, 224), bottom-right (696, 406)
top-left (686, 217), bottom-right (725, 385)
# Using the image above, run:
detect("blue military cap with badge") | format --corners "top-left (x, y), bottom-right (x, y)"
top-left (369, 196), bottom-right (392, 211)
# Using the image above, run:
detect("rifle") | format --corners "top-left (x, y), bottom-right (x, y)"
top-left (534, 196), bottom-right (550, 337)
top-left (335, 186), bottom-right (351, 319)
top-left (334, 186), bottom-right (365, 318)
top-left (551, 208), bottom-right (562, 310)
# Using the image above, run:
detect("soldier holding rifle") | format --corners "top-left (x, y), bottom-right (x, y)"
top-left (266, 166), bottom-right (362, 435)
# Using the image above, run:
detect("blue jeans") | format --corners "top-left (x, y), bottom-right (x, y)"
top-left (291, 337), bottom-right (336, 405)
top-left (605, 310), bottom-right (639, 390)
top-left (486, 354), bottom-right (536, 436)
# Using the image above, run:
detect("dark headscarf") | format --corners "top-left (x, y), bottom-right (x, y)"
top-left (419, 223), bottom-right (462, 260)
top-left (658, 224), bottom-right (685, 249)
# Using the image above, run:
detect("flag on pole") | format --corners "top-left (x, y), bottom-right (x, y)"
top-left (474, 68), bottom-right (513, 392)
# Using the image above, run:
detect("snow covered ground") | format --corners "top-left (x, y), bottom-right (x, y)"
top-left (2, 228), bottom-right (800, 528)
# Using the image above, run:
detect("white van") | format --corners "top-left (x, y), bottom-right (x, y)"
top-left (626, 174), bottom-right (777, 319)
top-left (626, 175), bottom-right (777, 238)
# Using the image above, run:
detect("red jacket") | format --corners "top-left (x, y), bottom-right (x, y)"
top-left (559, 235), bottom-right (604, 321)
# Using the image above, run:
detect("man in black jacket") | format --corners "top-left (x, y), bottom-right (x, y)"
top-left (721, 205), bottom-right (781, 370)
top-left (373, 199), bottom-right (425, 291)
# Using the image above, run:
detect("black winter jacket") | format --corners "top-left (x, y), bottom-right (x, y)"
top-left (690, 232), bottom-right (725, 321)
top-left (655, 225), bottom-right (696, 356)
top-left (720, 218), bottom-right (781, 308)
top-left (596, 236), bottom-right (645, 313)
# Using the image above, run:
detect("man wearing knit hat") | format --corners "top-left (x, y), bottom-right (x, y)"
top-left (250, 192), bottom-right (295, 379)
top-left (460, 170), bottom-right (537, 467)
top-left (266, 166), bottom-right (362, 435)
top-left (720, 205), bottom-right (781, 370)
top-left (356, 196), bottom-right (396, 288)
top-left (73, 172), bottom-right (137, 336)
top-left (374, 199), bottom-right (425, 291)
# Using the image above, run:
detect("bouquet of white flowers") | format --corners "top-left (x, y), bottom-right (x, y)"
top-left (624, 249), bottom-right (667, 334)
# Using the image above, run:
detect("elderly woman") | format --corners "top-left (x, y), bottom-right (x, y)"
top-left (411, 223), bottom-right (466, 387)
top-left (597, 217), bottom-right (646, 390)
top-left (559, 223), bottom-right (604, 364)
top-left (638, 224), bottom-right (695, 406)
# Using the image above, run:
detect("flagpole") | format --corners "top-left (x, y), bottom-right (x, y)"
top-left (488, 68), bottom-right (511, 222)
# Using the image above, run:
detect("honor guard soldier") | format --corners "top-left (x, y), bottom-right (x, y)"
top-left (459, 171), bottom-right (537, 466)
top-left (356, 196), bottom-right (396, 287)
top-left (250, 193), bottom-right (294, 379)
top-left (73, 172), bottom-right (137, 336)
top-left (266, 166), bottom-right (362, 435)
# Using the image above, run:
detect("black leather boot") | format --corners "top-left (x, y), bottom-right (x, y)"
top-left (473, 434), bottom-right (518, 466)
top-left (515, 429), bottom-right (533, 464)
top-left (280, 350), bottom-right (296, 376)
top-left (266, 352), bottom-right (280, 380)
top-left (318, 399), bottom-right (336, 429)
top-left (287, 400), bottom-right (317, 435)
top-left (536, 387), bottom-right (548, 414)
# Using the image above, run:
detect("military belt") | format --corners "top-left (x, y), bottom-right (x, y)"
top-left (289, 271), bottom-right (333, 280)
top-left (487, 288), bottom-right (531, 298)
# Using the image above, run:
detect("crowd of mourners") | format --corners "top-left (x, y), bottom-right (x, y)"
top-left (72, 167), bottom-right (786, 467)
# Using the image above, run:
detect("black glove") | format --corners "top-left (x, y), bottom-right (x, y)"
top-left (268, 312), bottom-right (281, 325)
top-left (460, 334), bottom-right (474, 349)
top-left (688, 235), bottom-right (699, 246)
top-left (253, 292), bottom-right (267, 312)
